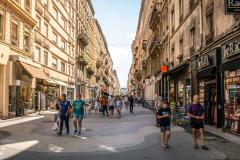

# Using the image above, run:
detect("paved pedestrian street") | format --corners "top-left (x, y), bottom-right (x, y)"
top-left (0, 106), bottom-right (239, 160)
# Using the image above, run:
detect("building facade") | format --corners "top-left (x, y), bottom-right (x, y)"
top-left (129, 0), bottom-right (240, 135)
top-left (0, 0), bottom-right (119, 119)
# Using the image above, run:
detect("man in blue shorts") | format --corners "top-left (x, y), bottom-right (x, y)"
top-left (72, 94), bottom-right (86, 136)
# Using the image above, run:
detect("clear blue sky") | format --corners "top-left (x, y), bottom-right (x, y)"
top-left (92, 0), bottom-right (141, 88)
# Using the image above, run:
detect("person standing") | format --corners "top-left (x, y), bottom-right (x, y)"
top-left (100, 95), bottom-right (109, 117)
top-left (115, 96), bottom-right (123, 118)
top-left (57, 94), bottom-right (71, 136)
top-left (109, 96), bottom-right (115, 118)
top-left (128, 95), bottom-right (134, 114)
top-left (157, 101), bottom-right (171, 149)
top-left (187, 95), bottom-right (209, 150)
top-left (72, 94), bottom-right (86, 136)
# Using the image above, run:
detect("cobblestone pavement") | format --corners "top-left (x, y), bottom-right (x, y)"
top-left (0, 106), bottom-right (237, 160)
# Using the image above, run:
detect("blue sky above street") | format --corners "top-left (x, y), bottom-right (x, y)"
top-left (92, 0), bottom-right (141, 88)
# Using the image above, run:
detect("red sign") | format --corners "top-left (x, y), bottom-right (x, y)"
top-left (161, 66), bottom-right (168, 73)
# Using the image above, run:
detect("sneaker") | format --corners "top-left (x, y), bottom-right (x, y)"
top-left (202, 145), bottom-right (209, 150)
top-left (78, 131), bottom-right (81, 136)
top-left (194, 144), bottom-right (199, 149)
top-left (74, 130), bottom-right (78, 136)
top-left (66, 130), bottom-right (70, 135)
top-left (57, 131), bottom-right (62, 136)
top-left (165, 144), bottom-right (170, 149)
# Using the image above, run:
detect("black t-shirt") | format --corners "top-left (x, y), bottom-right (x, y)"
top-left (157, 107), bottom-right (171, 126)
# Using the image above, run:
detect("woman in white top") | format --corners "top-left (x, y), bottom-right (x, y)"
top-left (94, 98), bottom-right (100, 113)
top-left (116, 96), bottom-right (123, 118)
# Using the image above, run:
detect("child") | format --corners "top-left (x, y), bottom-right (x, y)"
top-left (157, 100), bottom-right (171, 149)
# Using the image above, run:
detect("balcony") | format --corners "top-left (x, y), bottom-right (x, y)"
top-left (68, 57), bottom-right (74, 65)
top-left (35, 0), bottom-right (44, 15)
top-left (43, 38), bottom-right (50, 49)
top-left (77, 29), bottom-right (89, 46)
top-left (43, 9), bottom-right (50, 22)
top-left (149, 2), bottom-right (162, 31)
top-left (149, 35), bottom-right (161, 57)
top-left (96, 59), bottom-right (103, 69)
top-left (86, 66), bottom-right (95, 76)
top-left (35, 31), bottom-right (44, 44)
top-left (76, 54), bottom-right (88, 66)
top-left (142, 60), bottom-right (147, 69)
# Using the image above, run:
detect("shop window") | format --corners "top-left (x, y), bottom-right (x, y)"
top-left (25, 0), bottom-right (31, 13)
top-left (177, 81), bottom-right (184, 107)
top-left (61, 61), bottom-right (65, 73)
top-left (0, 10), bottom-right (4, 41)
top-left (224, 69), bottom-right (240, 134)
top-left (11, 18), bottom-right (19, 47)
top-left (44, 52), bottom-right (48, 66)
top-left (23, 26), bottom-right (30, 52)
top-left (52, 57), bottom-right (57, 70)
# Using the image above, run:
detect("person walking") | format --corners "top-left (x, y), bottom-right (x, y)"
top-left (187, 95), bottom-right (209, 150)
top-left (124, 95), bottom-right (129, 110)
top-left (100, 95), bottom-right (109, 117)
top-left (57, 94), bottom-right (71, 136)
top-left (115, 96), bottom-right (123, 118)
top-left (72, 94), bottom-right (86, 136)
top-left (109, 95), bottom-right (115, 118)
top-left (157, 100), bottom-right (171, 150)
top-left (94, 97), bottom-right (100, 113)
top-left (128, 95), bottom-right (134, 114)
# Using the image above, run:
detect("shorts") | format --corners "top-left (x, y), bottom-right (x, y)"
top-left (190, 121), bottom-right (204, 129)
top-left (73, 114), bottom-right (84, 121)
top-left (160, 126), bottom-right (170, 132)
top-left (109, 106), bottom-right (114, 110)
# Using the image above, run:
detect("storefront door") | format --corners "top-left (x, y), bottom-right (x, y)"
top-left (204, 83), bottom-right (217, 125)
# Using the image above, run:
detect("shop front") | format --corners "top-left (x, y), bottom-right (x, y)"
top-left (196, 51), bottom-right (220, 127)
top-left (221, 39), bottom-right (240, 135)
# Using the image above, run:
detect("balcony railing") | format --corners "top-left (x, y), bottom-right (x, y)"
top-left (35, 31), bottom-right (44, 45)
top-left (142, 40), bottom-right (147, 50)
top-left (43, 38), bottom-right (50, 49)
top-left (149, 35), bottom-right (161, 56)
top-left (77, 29), bottom-right (89, 46)
top-left (149, 2), bottom-right (162, 30)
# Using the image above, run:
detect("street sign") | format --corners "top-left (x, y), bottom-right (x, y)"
top-left (225, 0), bottom-right (240, 14)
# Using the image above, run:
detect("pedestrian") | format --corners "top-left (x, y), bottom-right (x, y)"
top-left (157, 100), bottom-right (171, 150)
top-left (72, 94), bottom-right (86, 136)
top-left (128, 95), bottom-right (134, 114)
top-left (57, 94), bottom-right (71, 136)
top-left (124, 95), bottom-right (129, 109)
top-left (100, 95), bottom-right (109, 117)
top-left (187, 95), bottom-right (209, 150)
top-left (109, 95), bottom-right (115, 118)
top-left (94, 97), bottom-right (100, 113)
top-left (115, 96), bottom-right (123, 118)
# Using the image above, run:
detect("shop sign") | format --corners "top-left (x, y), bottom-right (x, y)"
top-left (223, 42), bottom-right (240, 58)
top-left (198, 55), bottom-right (211, 68)
top-left (161, 65), bottom-right (168, 73)
top-left (225, 0), bottom-right (240, 14)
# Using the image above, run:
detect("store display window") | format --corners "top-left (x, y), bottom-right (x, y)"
top-left (224, 69), bottom-right (240, 134)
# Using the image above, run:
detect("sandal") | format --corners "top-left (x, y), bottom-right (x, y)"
top-left (194, 144), bottom-right (199, 149)
top-left (202, 145), bottom-right (209, 150)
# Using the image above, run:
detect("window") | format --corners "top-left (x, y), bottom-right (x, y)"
top-left (44, 52), bottom-right (48, 66)
top-left (36, 16), bottom-right (41, 30)
top-left (61, 16), bottom-right (66, 29)
top-left (35, 47), bottom-right (41, 63)
top-left (72, 67), bottom-right (74, 76)
top-left (0, 10), bottom-right (4, 40)
top-left (179, 39), bottom-right (183, 62)
top-left (68, 65), bottom-right (70, 75)
top-left (206, 13), bottom-right (213, 35)
top-left (171, 7), bottom-right (175, 33)
top-left (25, 0), bottom-right (31, 13)
top-left (11, 18), bottom-right (19, 47)
top-left (43, 22), bottom-right (48, 38)
top-left (23, 26), bottom-right (30, 52)
top-left (68, 24), bottom-right (71, 35)
top-left (52, 30), bottom-right (58, 44)
top-left (52, 57), bottom-right (57, 70)
top-left (61, 38), bottom-right (65, 50)
top-left (68, 45), bottom-right (71, 55)
top-left (190, 27), bottom-right (195, 48)
top-left (179, 0), bottom-right (183, 22)
top-left (53, 6), bottom-right (58, 20)
top-left (61, 61), bottom-right (65, 73)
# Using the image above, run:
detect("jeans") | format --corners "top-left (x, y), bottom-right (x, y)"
top-left (130, 103), bottom-right (134, 113)
top-left (102, 105), bottom-right (109, 116)
top-left (60, 115), bottom-right (69, 133)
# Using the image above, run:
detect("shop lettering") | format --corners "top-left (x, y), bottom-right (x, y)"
top-left (223, 42), bottom-right (240, 58)
top-left (198, 55), bottom-right (211, 68)
top-left (228, 0), bottom-right (240, 7)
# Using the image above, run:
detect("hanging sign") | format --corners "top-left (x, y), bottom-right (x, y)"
top-left (225, 0), bottom-right (240, 14)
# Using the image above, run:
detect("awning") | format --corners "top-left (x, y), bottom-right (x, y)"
top-left (163, 60), bottom-right (189, 77)
top-left (19, 62), bottom-right (48, 80)
top-left (197, 67), bottom-right (216, 79)
top-left (54, 79), bottom-right (68, 87)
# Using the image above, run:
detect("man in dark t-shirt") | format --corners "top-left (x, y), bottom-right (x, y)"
top-left (188, 95), bottom-right (208, 150)
top-left (157, 101), bottom-right (171, 149)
